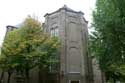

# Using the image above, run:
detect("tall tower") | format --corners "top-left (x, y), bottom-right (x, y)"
top-left (44, 5), bottom-right (93, 83)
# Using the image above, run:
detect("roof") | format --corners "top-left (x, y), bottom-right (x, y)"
top-left (6, 22), bottom-right (23, 29)
top-left (6, 25), bottom-right (17, 29)
top-left (44, 5), bottom-right (84, 17)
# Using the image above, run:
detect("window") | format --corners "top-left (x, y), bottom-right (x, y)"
top-left (50, 27), bottom-right (59, 37)
top-left (49, 55), bottom-right (59, 73)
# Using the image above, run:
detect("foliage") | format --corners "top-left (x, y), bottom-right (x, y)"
top-left (0, 16), bottom-right (60, 82)
top-left (90, 0), bottom-right (125, 82)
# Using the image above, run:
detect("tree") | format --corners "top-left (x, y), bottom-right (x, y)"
top-left (91, 0), bottom-right (125, 82)
top-left (19, 16), bottom-right (60, 83)
top-left (1, 16), bottom-right (60, 83)
top-left (1, 29), bottom-right (21, 83)
top-left (0, 55), bottom-right (7, 83)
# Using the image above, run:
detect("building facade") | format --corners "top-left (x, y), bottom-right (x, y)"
top-left (43, 5), bottom-right (93, 83)
top-left (4, 5), bottom-right (105, 83)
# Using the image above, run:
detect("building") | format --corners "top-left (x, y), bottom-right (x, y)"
top-left (4, 5), bottom-right (105, 83)
top-left (43, 5), bottom-right (93, 83)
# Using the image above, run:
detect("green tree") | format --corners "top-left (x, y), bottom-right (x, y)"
top-left (1, 16), bottom-right (60, 83)
top-left (91, 0), bottom-right (125, 82)
top-left (1, 29), bottom-right (21, 83)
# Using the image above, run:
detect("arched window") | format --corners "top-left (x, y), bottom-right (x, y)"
top-left (50, 26), bottom-right (59, 37)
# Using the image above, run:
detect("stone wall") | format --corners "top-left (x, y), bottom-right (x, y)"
top-left (1, 5), bottom-right (105, 83)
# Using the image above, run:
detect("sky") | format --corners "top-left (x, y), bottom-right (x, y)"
top-left (0, 0), bottom-right (96, 46)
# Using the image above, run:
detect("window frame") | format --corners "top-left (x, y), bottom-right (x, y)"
top-left (50, 26), bottom-right (59, 37)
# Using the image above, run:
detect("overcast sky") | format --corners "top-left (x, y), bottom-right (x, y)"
top-left (0, 0), bottom-right (96, 46)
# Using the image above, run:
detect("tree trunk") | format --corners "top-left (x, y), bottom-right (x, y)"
top-left (7, 72), bottom-right (12, 83)
top-left (38, 66), bottom-right (42, 83)
top-left (113, 78), bottom-right (116, 83)
top-left (0, 71), bottom-right (4, 83)
top-left (101, 72), bottom-right (106, 83)
top-left (25, 68), bottom-right (29, 83)
top-left (39, 66), bottom-right (46, 83)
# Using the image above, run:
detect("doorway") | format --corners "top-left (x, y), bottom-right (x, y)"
top-left (70, 80), bottom-right (80, 83)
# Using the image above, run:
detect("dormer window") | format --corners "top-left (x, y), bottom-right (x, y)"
top-left (50, 26), bottom-right (59, 37)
